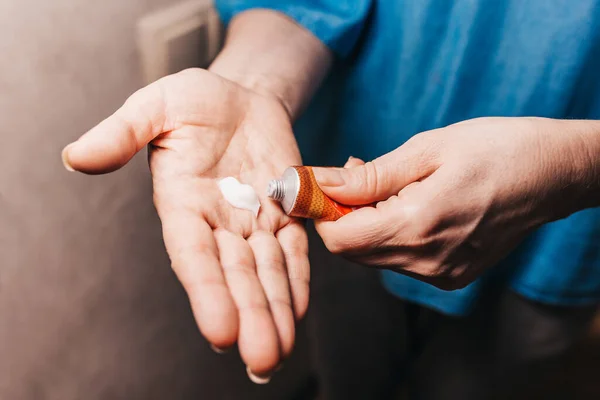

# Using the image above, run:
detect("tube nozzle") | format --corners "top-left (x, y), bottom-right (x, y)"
top-left (267, 179), bottom-right (285, 201)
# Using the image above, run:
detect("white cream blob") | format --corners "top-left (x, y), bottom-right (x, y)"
top-left (217, 177), bottom-right (261, 217)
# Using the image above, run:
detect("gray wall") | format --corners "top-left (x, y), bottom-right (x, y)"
top-left (0, 1), bottom-right (311, 399)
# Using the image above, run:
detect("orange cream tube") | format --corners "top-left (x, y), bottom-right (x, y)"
top-left (267, 166), bottom-right (354, 221)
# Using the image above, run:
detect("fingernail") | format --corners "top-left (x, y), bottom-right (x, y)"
top-left (348, 156), bottom-right (355, 161)
top-left (246, 366), bottom-right (271, 384)
top-left (312, 167), bottom-right (345, 187)
top-left (210, 344), bottom-right (228, 354)
top-left (61, 144), bottom-right (75, 172)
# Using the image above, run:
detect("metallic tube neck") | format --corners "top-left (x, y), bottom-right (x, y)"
top-left (267, 179), bottom-right (285, 201)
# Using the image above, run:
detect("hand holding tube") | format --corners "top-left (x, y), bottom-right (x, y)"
top-left (267, 166), bottom-right (354, 221)
top-left (311, 117), bottom-right (600, 290)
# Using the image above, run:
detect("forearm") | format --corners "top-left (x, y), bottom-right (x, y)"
top-left (566, 119), bottom-right (600, 211)
top-left (209, 9), bottom-right (333, 120)
top-left (541, 118), bottom-right (600, 219)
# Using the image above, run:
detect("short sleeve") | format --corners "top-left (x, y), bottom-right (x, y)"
top-left (215, 0), bottom-right (373, 58)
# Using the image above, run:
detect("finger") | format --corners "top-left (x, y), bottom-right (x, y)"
top-left (160, 211), bottom-right (238, 350)
top-left (315, 175), bottom-right (440, 255)
top-left (275, 222), bottom-right (310, 320)
top-left (312, 135), bottom-right (440, 205)
top-left (62, 78), bottom-right (169, 174)
top-left (315, 206), bottom-right (396, 256)
top-left (214, 230), bottom-right (281, 376)
top-left (344, 156), bottom-right (365, 168)
top-left (248, 232), bottom-right (295, 358)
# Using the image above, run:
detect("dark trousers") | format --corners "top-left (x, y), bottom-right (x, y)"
top-left (305, 225), bottom-right (597, 400)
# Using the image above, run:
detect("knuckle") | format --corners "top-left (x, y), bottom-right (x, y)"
top-left (322, 236), bottom-right (346, 255)
top-left (409, 259), bottom-right (439, 277)
top-left (405, 131), bottom-right (433, 152)
top-left (405, 130), bottom-right (441, 163)
top-left (429, 262), bottom-right (471, 291)
top-left (358, 161), bottom-right (381, 196)
top-left (402, 202), bottom-right (437, 239)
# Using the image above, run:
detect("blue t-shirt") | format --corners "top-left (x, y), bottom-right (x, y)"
top-left (217, 0), bottom-right (600, 315)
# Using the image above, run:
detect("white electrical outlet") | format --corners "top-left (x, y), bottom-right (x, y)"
top-left (137, 0), bottom-right (222, 85)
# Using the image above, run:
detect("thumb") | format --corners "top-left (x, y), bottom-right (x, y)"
top-left (312, 137), bottom-right (439, 205)
top-left (62, 81), bottom-right (168, 175)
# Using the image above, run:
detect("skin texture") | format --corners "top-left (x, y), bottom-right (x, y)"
top-left (62, 10), bottom-right (332, 382)
top-left (314, 117), bottom-right (600, 290)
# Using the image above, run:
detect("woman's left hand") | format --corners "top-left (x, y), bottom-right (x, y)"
top-left (313, 117), bottom-right (596, 289)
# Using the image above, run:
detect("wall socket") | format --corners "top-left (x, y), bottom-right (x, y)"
top-left (137, 0), bottom-right (222, 85)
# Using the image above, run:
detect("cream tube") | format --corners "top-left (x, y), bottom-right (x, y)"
top-left (267, 166), bottom-right (354, 221)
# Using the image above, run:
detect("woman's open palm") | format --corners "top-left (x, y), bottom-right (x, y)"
top-left (62, 69), bottom-right (309, 379)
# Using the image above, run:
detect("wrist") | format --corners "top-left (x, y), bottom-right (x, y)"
top-left (208, 9), bottom-right (332, 121)
top-left (208, 60), bottom-right (295, 119)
